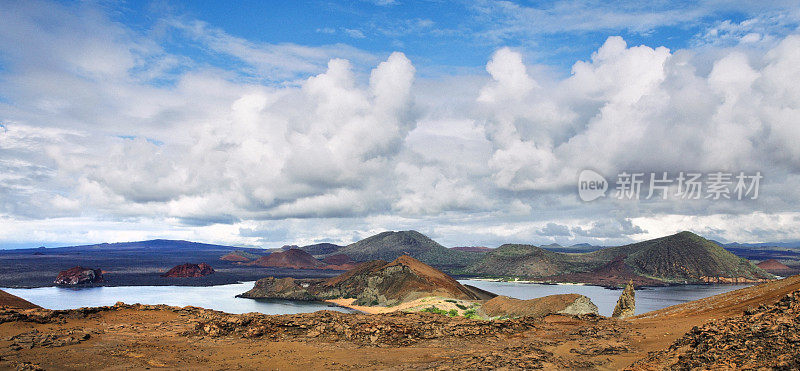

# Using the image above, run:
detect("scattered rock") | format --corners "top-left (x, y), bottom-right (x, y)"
top-left (190, 310), bottom-right (545, 346)
top-left (54, 266), bottom-right (103, 285)
top-left (612, 280), bottom-right (635, 318)
top-left (631, 289), bottom-right (800, 369)
top-left (8, 329), bottom-right (92, 350)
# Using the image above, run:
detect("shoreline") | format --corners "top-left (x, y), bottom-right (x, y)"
top-left (459, 276), bottom-right (768, 289)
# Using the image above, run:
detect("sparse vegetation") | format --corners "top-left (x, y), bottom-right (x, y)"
top-left (463, 308), bottom-right (479, 319)
top-left (422, 306), bottom-right (448, 315)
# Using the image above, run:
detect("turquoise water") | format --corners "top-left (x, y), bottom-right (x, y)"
top-left (2, 281), bottom-right (352, 315)
top-left (3, 280), bottom-right (753, 316)
top-left (458, 279), bottom-right (753, 316)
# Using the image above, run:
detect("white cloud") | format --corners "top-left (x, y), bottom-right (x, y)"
top-left (2, 0), bottom-right (800, 248)
top-left (344, 28), bottom-right (367, 39)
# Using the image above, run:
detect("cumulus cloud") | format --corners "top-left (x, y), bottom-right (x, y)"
top-left (572, 218), bottom-right (646, 238)
top-left (537, 223), bottom-right (572, 237)
top-left (2, 0), bottom-right (800, 248)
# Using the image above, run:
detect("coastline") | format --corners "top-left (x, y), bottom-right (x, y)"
top-left (463, 277), bottom-right (589, 286)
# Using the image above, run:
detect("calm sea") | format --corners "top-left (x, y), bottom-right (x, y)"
top-left (3, 280), bottom-right (753, 316)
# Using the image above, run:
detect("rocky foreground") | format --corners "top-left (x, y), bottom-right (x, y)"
top-left (3, 275), bottom-right (800, 369)
top-left (632, 290), bottom-right (800, 370)
top-left (0, 302), bottom-right (632, 370)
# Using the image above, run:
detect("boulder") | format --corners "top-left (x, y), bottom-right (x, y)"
top-left (611, 280), bottom-right (635, 318)
top-left (54, 266), bottom-right (103, 285)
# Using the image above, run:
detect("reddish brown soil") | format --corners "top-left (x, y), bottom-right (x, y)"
top-left (220, 252), bottom-right (251, 262)
top-left (548, 256), bottom-right (666, 287)
top-left (0, 304), bottom-right (633, 370)
top-left (384, 255), bottom-right (477, 296)
top-left (321, 254), bottom-right (353, 265)
top-left (319, 254), bottom-right (357, 270)
top-left (756, 259), bottom-right (797, 276)
top-left (161, 263), bottom-right (215, 278)
top-left (482, 294), bottom-right (589, 317)
top-left (757, 259), bottom-right (791, 271)
top-left (246, 249), bottom-right (326, 269)
top-left (0, 290), bottom-right (39, 309)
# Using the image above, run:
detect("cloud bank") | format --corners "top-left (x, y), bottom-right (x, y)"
top-left (1, 1), bottom-right (800, 248)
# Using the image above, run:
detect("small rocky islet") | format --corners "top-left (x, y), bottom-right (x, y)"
top-left (161, 263), bottom-right (215, 278)
top-left (54, 266), bottom-right (104, 285)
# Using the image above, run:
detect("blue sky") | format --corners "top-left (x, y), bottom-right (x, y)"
top-left (106, 1), bottom-right (784, 77)
top-left (1, 0), bottom-right (800, 249)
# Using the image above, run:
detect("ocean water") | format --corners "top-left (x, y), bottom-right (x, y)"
top-left (458, 279), bottom-right (753, 316)
top-left (3, 280), bottom-right (753, 316)
top-left (2, 281), bottom-right (352, 315)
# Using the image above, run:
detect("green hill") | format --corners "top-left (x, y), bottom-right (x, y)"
top-left (330, 231), bottom-right (483, 271)
top-left (464, 244), bottom-right (599, 277)
top-left (466, 231), bottom-right (774, 285)
top-left (616, 231), bottom-right (772, 283)
top-left (295, 243), bottom-right (342, 256)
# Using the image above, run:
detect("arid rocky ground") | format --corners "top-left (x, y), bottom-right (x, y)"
top-left (2, 275), bottom-right (800, 370)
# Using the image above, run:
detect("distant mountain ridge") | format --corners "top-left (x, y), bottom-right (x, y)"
top-left (44, 239), bottom-right (238, 251)
top-left (291, 243), bottom-right (343, 255)
top-left (540, 243), bottom-right (606, 253)
top-left (466, 231), bottom-right (773, 286)
top-left (722, 241), bottom-right (800, 249)
top-left (450, 246), bottom-right (492, 253)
